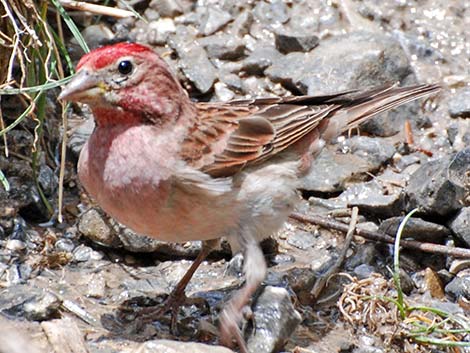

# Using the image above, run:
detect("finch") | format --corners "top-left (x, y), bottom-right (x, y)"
top-left (60, 42), bottom-right (439, 352)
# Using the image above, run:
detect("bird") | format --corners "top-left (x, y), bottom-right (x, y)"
top-left (59, 42), bottom-right (440, 352)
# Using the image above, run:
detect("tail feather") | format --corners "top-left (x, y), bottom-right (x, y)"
top-left (340, 83), bottom-right (441, 131)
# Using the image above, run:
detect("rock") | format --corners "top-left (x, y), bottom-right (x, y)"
top-left (448, 207), bottom-right (470, 247)
top-left (149, 0), bottom-right (185, 17)
top-left (448, 88), bottom-right (470, 118)
top-left (379, 217), bottom-right (450, 243)
top-left (301, 147), bottom-right (371, 193)
top-left (274, 31), bottom-right (319, 53)
top-left (266, 31), bottom-right (418, 136)
top-left (147, 18), bottom-right (176, 45)
top-left (340, 180), bottom-right (405, 218)
top-left (86, 273), bottom-right (106, 299)
top-left (68, 117), bottom-right (94, 157)
top-left (72, 244), bottom-right (103, 262)
top-left (341, 136), bottom-right (395, 167)
top-left (214, 82), bottom-right (235, 102)
top-left (38, 165), bottom-right (57, 197)
top-left (241, 46), bottom-right (282, 75)
top-left (253, 0), bottom-right (289, 25)
top-left (23, 292), bottom-right (61, 321)
top-left (168, 27), bottom-right (217, 93)
top-left (198, 7), bottom-right (233, 36)
top-left (286, 230), bottom-right (315, 250)
top-left (0, 286), bottom-right (60, 321)
top-left (246, 286), bottom-right (302, 353)
top-left (54, 238), bottom-right (76, 253)
top-left (229, 10), bottom-right (253, 37)
top-left (406, 149), bottom-right (470, 217)
top-left (353, 264), bottom-right (376, 279)
top-left (78, 208), bottom-right (120, 248)
top-left (133, 340), bottom-right (234, 353)
top-left (445, 275), bottom-right (470, 301)
top-left (198, 34), bottom-right (245, 60)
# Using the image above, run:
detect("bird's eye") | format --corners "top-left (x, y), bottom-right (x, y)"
top-left (117, 60), bottom-right (133, 75)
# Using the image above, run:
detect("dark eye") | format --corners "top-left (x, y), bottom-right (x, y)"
top-left (117, 60), bottom-right (133, 75)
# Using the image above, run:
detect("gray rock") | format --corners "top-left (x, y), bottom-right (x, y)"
top-left (341, 136), bottom-right (396, 166)
top-left (286, 230), bottom-right (315, 250)
top-left (68, 117), bottom-right (94, 157)
top-left (72, 244), bottom-right (103, 262)
top-left (229, 10), bottom-right (253, 37)
top-left (168, 27), bottom-right (217, 93)
top-left (301, 146), bottom-right (378, 193)
top-left (274, 31), bottom-right (319, 53)
top-left (54, 238), bottom-right (76, 253)
top-left (379, 217), bottom-right (450, 243)
top-left (267, 31), bottom-right (418, 136)
top-left (134, 340), bottom-right (234, 353)
top-left (198, 7), bottom-right (232, 36)
top-left (38, 165), bottom-right (57, 197)
top-left (241, 46), bottom-right (282, 75)
top-left (448, 207), bottom-right (470, 247)
top-left (198, 34), bottom-right (245, 60)
top-left (246, 286), bottom-right (302, 353)
top-left (0, 286), bottom-right (60, 321)
top-left (353, 264), bottom-right (376, 279)
top-left (445, 275), bottom-right (470, 300)
top-left (253, 0), bottom-right (289, 25)
top-left (448, 88), bottom-right (470, 118)
top-left (147, 18), bottom-right (176, 45)
top-left (78, 208), bottom-right (121, 248)
top-left (23, 292), bottom-right (61, 321)
top-left (339, 180), bottom-right (405, 218)
top-left (149, 0), bottom-right (185, 17)
top-left (406, 149), bottom-right (470, 217)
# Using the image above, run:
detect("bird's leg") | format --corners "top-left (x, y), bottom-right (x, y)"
top-left (219, 239), bottom-right (267, 353)
top-left (137, 239), bottom-right (218, 332)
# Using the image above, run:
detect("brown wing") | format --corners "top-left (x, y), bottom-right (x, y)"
top-left (179, 83), bottom-right (440, 178)
top-left (180, 98), bottom-right (339, 177)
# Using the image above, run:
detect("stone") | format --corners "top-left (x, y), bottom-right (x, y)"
top-left (445, 275), bottom-right (470, 301)
top-left (198, 7), bottom-right (232, 36)
top-left (379, 217), bottom-right (450, 243)
top-left (246, 286), bottom-right (302, 352)
top-left (68, 117), bottom-right (94, 157)
top-left (134, 340), bottom-right (234, 353)
top-left (147, 18), bottom-right (176, 45)
top-left (339, 181), bottom-right (405, 218)
top-left (168, 27), bottom-right (217, 93)
top-left (253, 0), bottom-right (289, 25)
top-left (149, 0), bottom-right (184, 17)
top-left (301, 147), bottom-right (371, 193)
top-left (448, 88), bottom-right (470, 118)
top-left (198, 34), bottom-right (245, 60)
top-left (78, 208), bottom-right (120, 248)
top-left (341, 136), bottom-right (396, 167)
top-left (241, 46), bottom-right (282, 75)
top-left (274, 31), bottom-right (319, 53)
top-left (229, 10), bottom-right (253, 37)
top-left (23, 292), bottom-right (61, 321)
top-left (266, 31), bottom-right (419, 136)
top-left (448, 207), bottom-right (470, 247)
top-left (406, 149), bottom-right (470, 217)
top-left (286, 230), bottom-right (315, 250)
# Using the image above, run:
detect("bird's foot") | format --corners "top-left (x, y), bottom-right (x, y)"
top-left (219, 301), bottom-right (249, 353)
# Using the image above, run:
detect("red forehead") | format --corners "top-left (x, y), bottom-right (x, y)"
top-left (76, 42), bottom-right (152, 70)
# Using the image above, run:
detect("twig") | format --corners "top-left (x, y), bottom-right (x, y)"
top-left (290, 212), bottom-right (470, 259)
top-left (59, 0), bottom-right (135, 18)
top-left (312, 207), bottom-right (359, 300)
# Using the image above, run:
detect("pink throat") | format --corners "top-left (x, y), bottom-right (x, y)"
top-left (91, 107), bottom-right (144, 126)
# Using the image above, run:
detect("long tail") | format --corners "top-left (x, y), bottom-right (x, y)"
top-left (335, 83), bottom-right (441, 131)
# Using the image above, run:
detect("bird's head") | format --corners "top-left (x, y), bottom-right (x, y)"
top-left (60, 42), bottom-right (192, 126)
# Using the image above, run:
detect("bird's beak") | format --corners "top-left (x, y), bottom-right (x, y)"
top-left (59, 69), bottom-right (105, 103)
